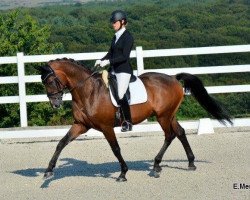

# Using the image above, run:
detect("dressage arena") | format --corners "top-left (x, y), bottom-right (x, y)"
top-left (0, 127), bottom-right (249, 200)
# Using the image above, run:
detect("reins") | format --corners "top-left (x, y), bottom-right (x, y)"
top-left (66, 65), bottom-right (103, 93)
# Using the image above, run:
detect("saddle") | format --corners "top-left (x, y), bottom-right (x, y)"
top-left (108, 73), bottom-right (137, 104)
top-left (108, 73), bottom-right (137, 127)
top-left (101, 71), bottom-right (147, 127)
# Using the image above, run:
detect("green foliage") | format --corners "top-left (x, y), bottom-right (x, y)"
top-left (216, 93), bottom-right (250, 118)
top-left (0, 0), bottom-right (249, 127)
top-left (28, 102), bottom-right (73, 126)
top-left (0, 10), bottom-right (63, 56)
top-left (0, 10), bottom-right (63, 128)
top-left (0, 104), bottom-right (20, 127)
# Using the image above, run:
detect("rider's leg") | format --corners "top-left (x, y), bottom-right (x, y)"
top-left (115, 73), bottom-right (132, 132)
top-left (119, 96), bottom-right (132, 132)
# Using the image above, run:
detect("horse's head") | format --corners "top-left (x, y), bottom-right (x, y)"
top-left (37, 65), bottom-right (65, 109)
top-left (37, 58), bottom-right (98, 108)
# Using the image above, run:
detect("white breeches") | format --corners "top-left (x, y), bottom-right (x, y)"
top-left (115, 73), bottom-right (131, 100)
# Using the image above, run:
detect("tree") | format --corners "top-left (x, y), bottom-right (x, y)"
top-left (0, 10), bottom-right (63, 128)
top-left (0, 10), bottom-right (63, 57)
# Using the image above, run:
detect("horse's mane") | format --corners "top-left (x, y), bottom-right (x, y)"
top-left (47, 58), bottom-right (104, 89)
top-left (48, 57), bottom-right (94, 73)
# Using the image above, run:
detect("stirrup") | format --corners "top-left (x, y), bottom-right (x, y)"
top-left (121, 121), bottom-right (132, 132)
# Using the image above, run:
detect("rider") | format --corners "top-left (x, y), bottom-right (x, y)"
top-left (95, 10), bottom-right (134, 132)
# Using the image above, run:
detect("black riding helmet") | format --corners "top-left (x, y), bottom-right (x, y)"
top-left (110, 10), bottom-right (127, 24)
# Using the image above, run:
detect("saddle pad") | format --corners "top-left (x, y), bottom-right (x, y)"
top-left (109, 77), bottom-right (147, 107)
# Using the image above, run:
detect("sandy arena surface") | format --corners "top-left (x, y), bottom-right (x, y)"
top-left (0, 129), bottom-right (249, 200)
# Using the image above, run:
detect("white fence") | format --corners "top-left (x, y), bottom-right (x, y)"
top-left (0, 45), bottom-right (250, 138)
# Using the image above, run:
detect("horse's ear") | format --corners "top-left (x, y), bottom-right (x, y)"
top-left (34, 65), bottom-right (50, 73)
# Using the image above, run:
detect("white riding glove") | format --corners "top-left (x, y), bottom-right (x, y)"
top-left (99, 59), bottom-right (110, 68)
top-left (94, 59), bottom-right (102, 67)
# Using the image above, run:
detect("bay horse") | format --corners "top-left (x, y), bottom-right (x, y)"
top-left (38, 58), bottom-right (232, 182)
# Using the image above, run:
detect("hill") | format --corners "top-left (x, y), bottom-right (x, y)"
top-left (0, 0), bottom-right (97, 10)
top-left (0, 0), bottom-right (216, 10)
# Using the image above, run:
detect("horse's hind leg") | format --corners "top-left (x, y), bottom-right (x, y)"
top-left (153, 116), bottom-right (176, 178)
top-left (44, 123), bottom-right (88, 179)
top-left (172, 119), bottom-right (196, 170)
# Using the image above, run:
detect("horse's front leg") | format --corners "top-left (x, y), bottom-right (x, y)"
top-left (44, 123), bottom-right (88, 179)
top-left (103, 127), bottom-right (128, 182)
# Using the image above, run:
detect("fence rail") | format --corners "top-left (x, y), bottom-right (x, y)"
top-left (0, 45), bottom-right (250, 137)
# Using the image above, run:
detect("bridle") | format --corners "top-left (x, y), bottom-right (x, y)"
top-left (41, 64), bottom-right (104, 128)
top-left (42, 66), bottom-right (65, 100)
top-left (42, 65), bottom-right (102, 99)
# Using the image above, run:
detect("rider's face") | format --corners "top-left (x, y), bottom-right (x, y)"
top-left (112, 20), bottom-right (125, 32)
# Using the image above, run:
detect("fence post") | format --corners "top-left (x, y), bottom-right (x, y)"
top-left (198, 118), bottom-right (214, 135)
top-left (17, 52), bottom-right (28, 127)
top-left (136, 46), bottom-right (144, 76)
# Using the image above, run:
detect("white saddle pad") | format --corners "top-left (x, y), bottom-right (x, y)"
top-left (109, 77), bottom-right (147, 107)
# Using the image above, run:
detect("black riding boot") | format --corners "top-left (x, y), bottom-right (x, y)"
top-left (119, 96), bottom-right (132, 132)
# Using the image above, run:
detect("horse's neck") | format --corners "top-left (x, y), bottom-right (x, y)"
top-left (61, 63), bottom-right (97, 97)
top-left (58, 63), bottom-right (108, 116)
top-left (58, 63), bottom-right (92, 87)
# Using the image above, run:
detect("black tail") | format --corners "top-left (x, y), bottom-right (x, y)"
top-left (176, 73), bottom-right (233, 125)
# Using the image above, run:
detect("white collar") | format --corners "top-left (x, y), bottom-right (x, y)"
top-left (115, 27), bottom-right (126, 43)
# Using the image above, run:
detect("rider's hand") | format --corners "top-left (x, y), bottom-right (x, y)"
top-left (94, 59), bottom-right (102, 67)
top-left (100, 60), bottom-right (110, 68)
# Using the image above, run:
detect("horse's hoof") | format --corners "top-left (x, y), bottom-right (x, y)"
top-left (153, 171), bottom-right (161, 178)
top-left (43, 171), bottom-right (54, 179)
top-left (188, 165), bottom-right (197, 171)
top-left (116, 176), bottom-right (127, 182)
